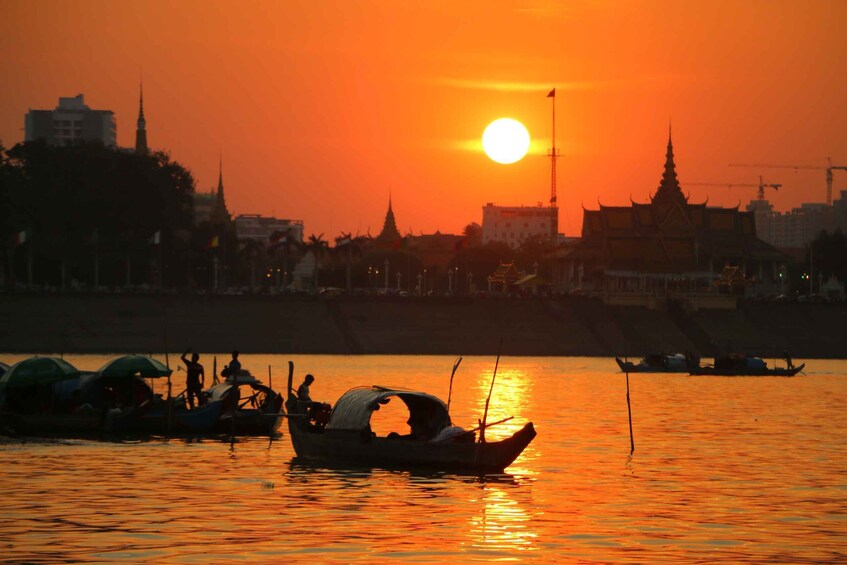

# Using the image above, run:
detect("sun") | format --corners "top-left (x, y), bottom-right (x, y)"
top-left (482, 118), bottom-right (530, 164)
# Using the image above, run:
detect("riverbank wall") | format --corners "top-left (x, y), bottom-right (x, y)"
top-left (1, 294), bottom-right (845, 359)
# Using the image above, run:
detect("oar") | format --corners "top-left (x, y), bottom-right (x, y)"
top-left (479, 338), bottom-right (503, 444)
top-left (446, 356), bottom-right (462, 414)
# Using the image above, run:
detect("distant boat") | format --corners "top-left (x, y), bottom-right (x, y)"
top-left (689, 355), bottom-right (804, 377)
top-left (283, 362), bottom-right (536, 473)
top-left (615, 353), bottom-right (695, 373)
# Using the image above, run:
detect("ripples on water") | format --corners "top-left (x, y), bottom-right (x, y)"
top-left (1, 355), bottom-right (846, 562)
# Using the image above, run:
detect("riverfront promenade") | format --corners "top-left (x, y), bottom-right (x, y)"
top-left (1, 294), bottom-right (845, 358)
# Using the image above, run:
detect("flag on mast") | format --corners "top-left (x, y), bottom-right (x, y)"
top-left (210, 235), bottom-right (220, 249)
top-left (149, 231), bottom-right (161, 245)
top-left (547, 88), bottom-right (556, 98)
top-left (14, 230), bottom-right (28, 246)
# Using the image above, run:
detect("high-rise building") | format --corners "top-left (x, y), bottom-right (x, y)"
top-left (746, 199), bottom-right (836, 248)
top-left (833, 190), bottom-right (847, 234)
top-left (24, 94), bottom-right (116, 147)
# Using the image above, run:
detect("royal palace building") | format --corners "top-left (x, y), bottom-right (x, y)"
top-left (550, 134), bottom-right (790, 309)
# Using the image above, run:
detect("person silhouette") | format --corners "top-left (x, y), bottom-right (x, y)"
top-left (180, 348), bottom-right (205, 409)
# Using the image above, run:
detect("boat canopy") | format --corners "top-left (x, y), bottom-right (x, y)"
top-left (326, 386), bottom-right (451, 432)
top-left (206, 373), bottom-right (270, 402)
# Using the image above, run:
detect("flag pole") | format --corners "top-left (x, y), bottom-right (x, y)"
top-left (548, 88), bottom-right (558, 241)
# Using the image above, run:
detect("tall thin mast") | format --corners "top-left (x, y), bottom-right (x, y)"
top-left (547, 88), bottom-right (559, 240)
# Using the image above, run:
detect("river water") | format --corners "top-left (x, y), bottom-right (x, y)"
top-left (1, 354), bottom-right (845, 563)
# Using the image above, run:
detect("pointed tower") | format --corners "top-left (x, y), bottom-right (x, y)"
top-left (211, 157), bottom-right (231, 225)
top-left (376, 194), bottom-right (401, 245)
top-left (135, 83), bottom-right (148, 155)
top-left (652, 126), bottom-right (687, 211)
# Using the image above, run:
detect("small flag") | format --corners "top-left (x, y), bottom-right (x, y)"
top-left (14, 230), bottom-right (28, 246)
top-left (210, 235), bottom-right (219, 249)
top-left (547, 88), bottom-right (556, 98)
top-left (149, 231), bottom-right (161, 245)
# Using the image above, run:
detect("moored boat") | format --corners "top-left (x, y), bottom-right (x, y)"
top-left (689, 355), bottom-right (804, 376)
top-left (615, 353), bottom-right (696, 373)
top-left (283, 362), bottom-right (536, 473)
top-left (206, 371), bottom-right (284, 436)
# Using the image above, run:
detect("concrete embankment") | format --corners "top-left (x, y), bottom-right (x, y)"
top-left (0, 294), bottom-right (845, 358)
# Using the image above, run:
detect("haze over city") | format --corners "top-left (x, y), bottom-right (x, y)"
top-left (2, 0), bottom-right (846, 238)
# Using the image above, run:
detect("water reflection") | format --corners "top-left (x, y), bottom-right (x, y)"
top-left (2, 355), bottom-right (846, 562)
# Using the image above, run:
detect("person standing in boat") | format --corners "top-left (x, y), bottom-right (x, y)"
top-left (784, 352), bottom-right (794, 370)
top-left (223, 350), bottom-right (241, 380)
top-left (180, 348), bottom-right (205, 409)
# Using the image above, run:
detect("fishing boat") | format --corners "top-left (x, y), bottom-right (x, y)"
top-left (283, 362), bottom-right (536, 473)
top-left (689, 355), bottom-right (804, 376)
top-left (205, 371), bottom-right (284, 436)
top-left (0, 355), bottom-right (223, 437)
top-left (615, 353), bottom-right (696, 373)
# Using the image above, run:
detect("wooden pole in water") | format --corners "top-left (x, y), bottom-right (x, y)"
top-left (625, 367), bottom-right (634, 455)
top-left (446, 356), bottom-right (462, 414)
top-left (230, 373), bottom-right (237, 446)
top-left (213, 356), bottom-right (218, 385)
top-left (165, 347), bottom-right (173, 436)
top-left (479, 338), bottom-right (503, 444)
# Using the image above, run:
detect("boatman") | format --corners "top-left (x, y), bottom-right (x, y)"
top-left (180, 348), bottom-right (206, 409)
top-left (223, 350), bottom-right (241, 380)
top-left (784, 352), bottom-right (794, 370)
top-left (297, 374), bottom-right (315, 403)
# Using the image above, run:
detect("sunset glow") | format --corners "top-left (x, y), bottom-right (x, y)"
top-left (1, 2), bottom-right (844, 237)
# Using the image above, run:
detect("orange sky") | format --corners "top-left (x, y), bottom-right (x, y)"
top-left (1, 0), bottom-right (845, 239)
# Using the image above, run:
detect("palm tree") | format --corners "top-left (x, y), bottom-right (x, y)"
top-left (237, 237), bottom-right (265, 291)
top-left (306, 233), bottom-right (329, 293)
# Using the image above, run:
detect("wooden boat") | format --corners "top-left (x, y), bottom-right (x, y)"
top-left (0, 355), bottom-right (223, 437)
top-left (206, 372), bottom-right (284, 436)
top-left (689, 355), bottom-right (804, 376)
top-left (615, 353), bottom-right (695, 373)
top-left (283, 362), bottom-right (536, 473)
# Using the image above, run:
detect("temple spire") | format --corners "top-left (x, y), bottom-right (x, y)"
top-left (217, 156), bottom-right (224, 197)
top-left (376, 192), bottom-right (401, 244)
top-left (134, 81), bottom-right (148, 155)
top-left (653, 125), bottom-right (685, 206)
top-left (211, 156), bottom-right (230, 225)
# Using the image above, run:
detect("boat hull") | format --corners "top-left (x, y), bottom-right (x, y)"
top-left (689, 363), bottom-right (804, 377)
top-left (287, 420), bottom-right (537, 473)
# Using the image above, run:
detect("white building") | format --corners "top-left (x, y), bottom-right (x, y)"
top-left (234, 214), bottom-right (303, 244)
top-left (481, 203), bottom-right (558, 248)
top-left (25, 94), bottom-right (116, 147)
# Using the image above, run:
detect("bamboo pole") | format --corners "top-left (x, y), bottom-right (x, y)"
top-left (625, 348), bottom-right (635, 455)
top-left (479, 338), bottom-right (503, 444)
top-left (446, 356), bottom-right (462, 414)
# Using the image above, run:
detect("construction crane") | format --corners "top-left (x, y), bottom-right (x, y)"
top-left (682, 176), bottom-right (781, 200)
top-left (729, 158), bottom-right (847, 206)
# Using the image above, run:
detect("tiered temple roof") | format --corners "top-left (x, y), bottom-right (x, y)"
top-left (572, 132), bottom-right (787, 275)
